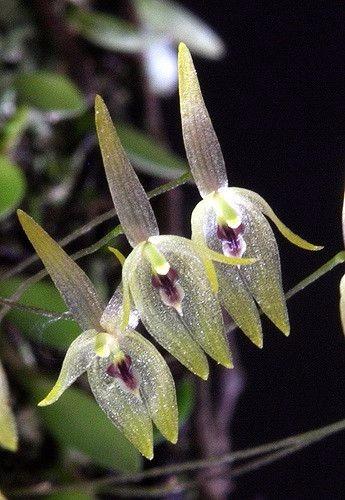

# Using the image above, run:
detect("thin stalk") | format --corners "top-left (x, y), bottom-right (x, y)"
top-left (8, 417), bottom-right (345, 497)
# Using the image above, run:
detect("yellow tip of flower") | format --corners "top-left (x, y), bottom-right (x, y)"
top-left (37, 398), bottom-right (50, 407)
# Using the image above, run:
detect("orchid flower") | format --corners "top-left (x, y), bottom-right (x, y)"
top-left (95, 96), bottom-right (255, 379)
top-left (17, 210), bottom-right (178, 459)
top-left (178, 43), bottom-right (323, 347)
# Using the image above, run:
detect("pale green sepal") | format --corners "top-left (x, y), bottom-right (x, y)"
top-left (123, 244), bottom-right (210, 378)
top-left (236, 197), bottom-right (289, 335)
top-left (95, 95), bottom-right (159, 247)
top-left (101, 286), bottom-right (139, 333)
top-left (38, 329), bottom-right (98, 406)
top-left (17, 210), bottom-right (104, 331)
top-left (0, 361), bottom-right (18, 452)
top-left (232, 188), bottom-right (323, 251)
top-left (87, 355), bottom-right (153, 459)
top-left (191, 200), bottom-right (263, 347)
top-left (178, 43), bottom-right (228, 197)
top-left (120, 331), bottom-right (178, 444)
top-left (340, 274), bottom-right (345, 335)
top-left (127, 235), bottom-right (232, 372)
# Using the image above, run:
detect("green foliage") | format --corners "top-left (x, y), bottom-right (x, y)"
top-left (24, 374), bottom-right (142, 472)
top-left (0, 156), bottom-right (26, 219)
top-left (14, 72), bottom-right (86, 113)
top-left (0, 278), bottom-right (81, 350)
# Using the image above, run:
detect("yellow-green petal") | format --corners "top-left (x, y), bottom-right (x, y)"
top-left (0, 361), bottom-right (18, 452)
top-left (95, 95), bottom-right (159, 247)
top-left (178, 43), bottom-right (228, 197)
top-left (120, 331), bottom-right (178, 444)
top-left (123, 245), bottom-right (209, 378)
top-left (235, 195), bottom-right (289, 335)
top-left (87, 355), bottom-right (153, 459)
top-left (17, 210), bottom-right (104, 331)
top-left (38, 329), bottom-right (98, 406)
top-left (232, 188), bottom-right (323, 251)
top-left (124, 236), bottom-right (232, 375)
top-left (191, 199), bottom-right (263, 347)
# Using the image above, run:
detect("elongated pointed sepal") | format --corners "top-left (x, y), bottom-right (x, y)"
top-left (178, 43), bottom-right (228, 197)
top-left (120, 331), bottom-right (178, 443)
top-left (38, 330), bottom-right (98, 406)
top-left (233, 188), bottom-right (323, 251)
top-left (0, 361), bottom-right (18, 452)
top-left (88, 355), bottom-right (153, 459)
top-left (95, 95), bottom-right (159, 247)
top-left (192, 199), bottom-right (263, 347)
top-left (17, 210), bottom-right (104, 331)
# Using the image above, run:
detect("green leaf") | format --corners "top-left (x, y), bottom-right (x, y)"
top-left (24, 373), bottom-right (142, 472)
top-left (0, 106), bottom-right (30, 154)
top-left (67, 5), bottom-right (143, 53)
top-left (0, 278), bottom-right (81, 350)
top-left (0, 156), bottom-right (26, 219)
top-left (116, 122), bottom-right (188, 179)
top-left (134, 0), bottom-right (225, 59)
top-left (14, 72), bottom-right (86, 113)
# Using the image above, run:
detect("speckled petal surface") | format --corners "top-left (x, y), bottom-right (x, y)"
top-left (232, 192), bottom-right (290, 335)
top-left (120, 331), bottom-right (178, 443)
top-left (87, 354), bottom-right (153, 459)
top-left (191, 199), bottom-right (263, 347)
top-left (38, 329), bottom-right (98, 406)
top-left (124, 236), bottom-right (232, 376)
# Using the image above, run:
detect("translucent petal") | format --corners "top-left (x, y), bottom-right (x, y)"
top-left (0, 361), bottom-right (18, 452)
top-left (178, 43), bottom-right (228, 197)
top-left (124, 237), bottom-right (232, 375)
top-left (135, 0), bottom-right (225, 60)
top-left (232, 188), bottom-right (323, 251)
top-left (101, 286), bottom-right (139, 333)
top-left (38, 329), bottom-right (98, 406)
top-left (234, 195), bottom-right (290, 335)
top-left (87, 355), bottom-right (153, 459)
top-left (340, 274), bottom-right (345, 335)
top-left (120, 331), bottom-right (178, 443)
top-left (191, 199), bottom-right (263, 347)
top-left (17, 210), bottom-right (104, 331)
top-left (95, 95), bottom-right (159, 247)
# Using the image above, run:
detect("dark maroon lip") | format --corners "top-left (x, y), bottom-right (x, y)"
top-left (216, 222), bottom-right (245, 258)
top-left (106, 354), bottom-right (138, 391)
top-left (151, 267), bottom-right (181, 305)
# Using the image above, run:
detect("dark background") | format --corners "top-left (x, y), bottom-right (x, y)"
top-left (174, 1), bottom-right (345, 498)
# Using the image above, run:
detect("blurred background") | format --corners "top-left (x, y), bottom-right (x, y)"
top-left (0, 1), bottom-right (344, 498)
